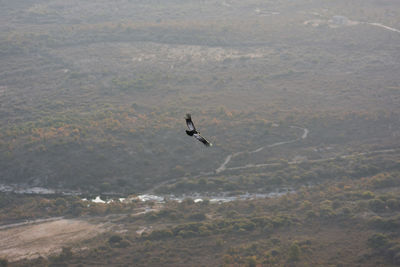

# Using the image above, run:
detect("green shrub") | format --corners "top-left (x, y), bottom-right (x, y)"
top-left (394, 252), bottom-right (400, 265)
top-left (188, 212), bottom-right (206, 221)
top-left (246, 255), bottom-right (257, 267)
top-left (361, 191), bottom-right (375, 199)
top-left (387, 199), bottom-right (400, 210)
top-left (369, 199), bottom-right (386, 212)
top-left (367, 233), bottom-right (389, 250)
top-left (116, 239), bottom-right (131, 248)
top-left (148, 229), bottom-right (173, 240)
top-left (387, 244), bottom-right (400, 258)
top-left (108, 234), bottom-right (123, 244)
top-left (369, 216), bottom-right (400, 231)
top-left (288, 242), bottom-right (301, 262)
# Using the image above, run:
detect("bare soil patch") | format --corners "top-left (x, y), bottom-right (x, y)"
top-left (0, 218), bottom-right (105, 262)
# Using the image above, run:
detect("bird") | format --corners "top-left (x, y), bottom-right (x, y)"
top-left (185, 114), bottom-right (212, 147)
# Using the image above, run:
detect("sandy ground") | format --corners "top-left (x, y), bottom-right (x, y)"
top-left (0, 218), bottom-right (105, 262)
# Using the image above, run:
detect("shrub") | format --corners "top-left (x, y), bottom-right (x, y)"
top-left (177, 230), bottom-right (197, 238)
top-left (306, 210), bottom-right (317, 220)
top-left (361, 191), bottom-right (375, 199)
top-left (116, 239), bottom-right (131, 248)
top-left (188, 212), bottom-right (206, 221)
top-left (394, 252), bottom-right (400, 265)
top-left (288, 242), bottom-right (301, 262)
top-left (233, 219), bottom-right (256, 232)
top-left (339, 207), bottom-right (351, 217)
top-left (387, 199), bottom-right (400, 210)
top-left (148, 229), bottom-right (173, 240)
top-left (319, 207), bottom-right (335, 219)
top-left (369, 199), bottom-right (386, 212)
top-left (215, 239), bottom-right (224, 248)
top-left (387, 244), bottom-right (400, 258)
top-left (247, 256), bottom-right (257, 267)
top-left (369, 216), bottom-right (400, 231)
top-left (60, 247), bottom-right (72, 259)
top-left (108, 234), bottom-right (123, 244)
top-left (367, 234), bottom-right (389, 250)
top-left (55, 198), bottom-right (67, 207)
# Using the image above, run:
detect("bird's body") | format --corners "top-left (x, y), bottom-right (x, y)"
top-left (185, 114), bottom-right (212, 146)
top-left (186, 130), bottom-right (195, 136)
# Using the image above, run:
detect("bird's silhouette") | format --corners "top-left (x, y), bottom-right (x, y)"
top-left (185, 114), bottom-right (212, 147)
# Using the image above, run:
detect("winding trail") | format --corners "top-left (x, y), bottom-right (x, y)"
top-left (0, 217), bottom-right (64, 230)
top-left (216, 126), bottom-right (309, 174)
top-left (135, 123), bottom-right (398, 194)
top-left (223, 148), bottom-right (399, 171)
top-left (147, 126), bottom-right (309, 193)
top-left (366, 22), bottom-right (400, 34)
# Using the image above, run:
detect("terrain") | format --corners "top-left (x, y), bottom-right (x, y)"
top-left (0, 0), bottom-right (399, 266)
top-left (0, 218), bottom-right (104, 262)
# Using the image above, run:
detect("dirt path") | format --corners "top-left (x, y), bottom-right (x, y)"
top-left (366, 22), bottom-right (400, 34)
top-left (216, 126), bottom-right (309, 174)
top-left (224, 148), bottom-right (399, 171)
top-left (0, 218), bottom-right (105, 262)
top-left (146, 126), bottom-right (309, 193)
top-left (0, 217), bottom-right (65, 230)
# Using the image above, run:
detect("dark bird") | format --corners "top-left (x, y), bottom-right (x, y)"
top-left (185, 114), bottom-right (212, 147)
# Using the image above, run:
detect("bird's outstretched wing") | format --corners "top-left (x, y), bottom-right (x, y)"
top-left (185, 113), bottom-right (196, 131)
top-left (194, 133), bottom-right (213, 147)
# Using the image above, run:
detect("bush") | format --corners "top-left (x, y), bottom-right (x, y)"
top-left (371, 174), bottom-right (399, 189)
top-left (387, 244), bottom-right (400, 258)
top-left (394, 252), bottom-right (400, 265)
top-left (387, 199), bottom-right (400, 210)
top-left (361, 191), bottom-right (375, 199)
top-left (177, 230), bottom-right (197, 238)
top-left (306, 210), bottom-right (317, 220)
top-left (369, 216), bottom-right (400, 231)
top-left (55, 198), bottom-right (67, 207)
top-left (247, 256), bottom-right (257, 267)
top-left (319, 207), bottom-right (335, 219)
top-left (148, 229), bottom-right (173, 240)
top-left (108, 235), bottom-right (123, 244)
top-left (288, 242), bottom-right (301, 262)
top-left (233, 219), bottom-right (256, 232)
top-left (188, 212), bottom-right (206, 221)
top-left (59, 247), bottom-right (72, 260)
top-left (116, 239), bottom-right (131, 248)
top-left (367, 234), bottom-right (389, 250)
top-left (339, 207), bottom-right (351, 217)
top-left (369, 199), bottom-right (386, 212)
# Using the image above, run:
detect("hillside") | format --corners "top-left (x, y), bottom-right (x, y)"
top-left (0, 0), bottom-right (399, 266)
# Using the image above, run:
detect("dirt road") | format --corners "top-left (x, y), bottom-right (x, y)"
top-left (216, 126), bottom-right (309, 174)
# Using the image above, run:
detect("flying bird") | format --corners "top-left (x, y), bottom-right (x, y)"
top-left (185, 114), bottom-right (212, 147)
